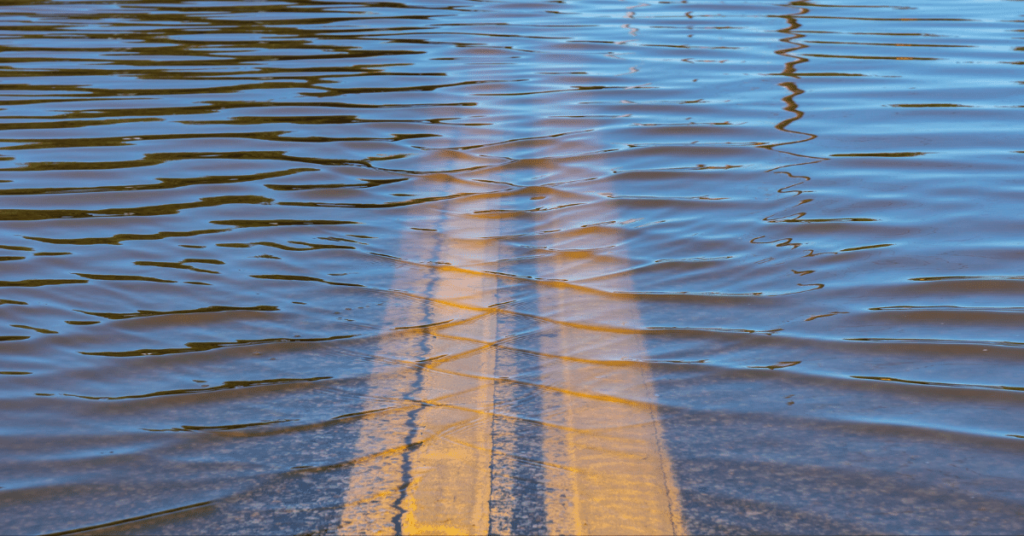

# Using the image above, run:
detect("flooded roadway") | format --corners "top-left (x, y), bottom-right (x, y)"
top-left (2, 0), bottom-right (1024, 534)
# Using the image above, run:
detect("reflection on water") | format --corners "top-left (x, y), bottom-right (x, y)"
top-left (2, 0), bottom-right (1024, 533)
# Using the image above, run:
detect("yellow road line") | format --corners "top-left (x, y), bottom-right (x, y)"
top-left (337, 156), bottom-right (503, 534)
top-left (507, 147), bottom-right (685, 534)
top-left (537, 261), bottom-right (685, 535)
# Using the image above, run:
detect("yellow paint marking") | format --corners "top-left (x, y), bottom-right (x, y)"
top-left (517, 142), bottom-right (685, 534)
top-left (537, 281), bottom-right (685, 535)
top-left (337, 154), bottom-right (504, 534)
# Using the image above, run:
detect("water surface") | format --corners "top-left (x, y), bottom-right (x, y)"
top-left (2, 0), bottom-right (1024, 533)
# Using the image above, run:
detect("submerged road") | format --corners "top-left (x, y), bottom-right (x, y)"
top-left (5, 0), bottom-right (1024, 534)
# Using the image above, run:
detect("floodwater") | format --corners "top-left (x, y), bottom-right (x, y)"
top-left (1, 0), bottom-right (1023, 534)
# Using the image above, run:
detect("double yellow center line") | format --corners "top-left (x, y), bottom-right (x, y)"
top-left (336, 130), bottom-right (685, 535)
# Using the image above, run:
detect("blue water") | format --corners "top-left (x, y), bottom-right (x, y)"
top-left (1, 0), bottom-right (1023, 533)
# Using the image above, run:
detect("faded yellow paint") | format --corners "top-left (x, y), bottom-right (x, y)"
top-left (537, 271), bottom-right (685, 535)
top-left (337, 152), bottom-right (503, 534)
top-left (505, 147), bottom-right (685, 535)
